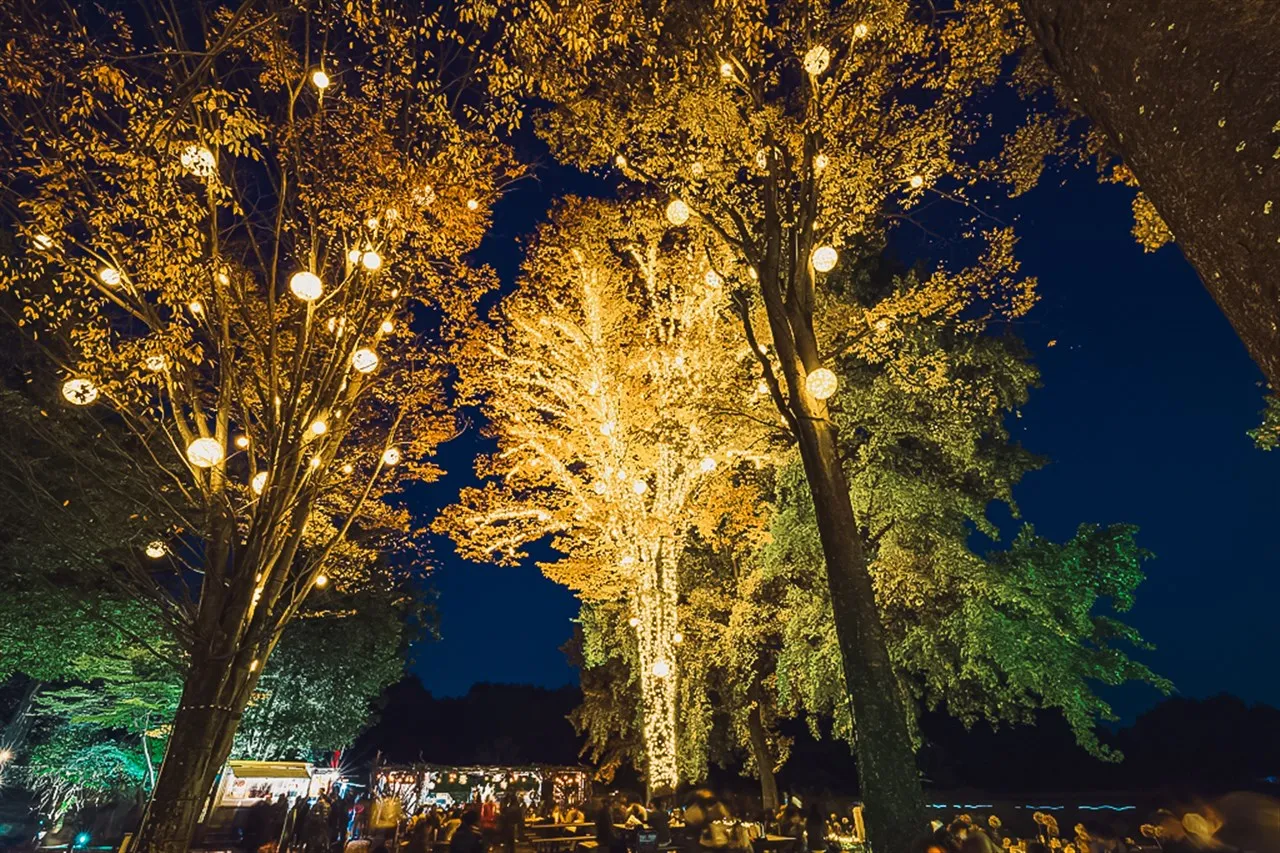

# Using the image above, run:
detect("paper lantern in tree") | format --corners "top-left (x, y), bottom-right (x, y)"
top-left (186, 437), bottom-right (224, 468)
top-left (351, 348), bottom-right (379, 374)
top-left (62, 377), bottom-right (98, 405)
top-left (289, 271), bottom-right (323, 301)
top-left (811, 245), bottom-right (838, 272)
top-left (806, 367), bottom-right (838, 400)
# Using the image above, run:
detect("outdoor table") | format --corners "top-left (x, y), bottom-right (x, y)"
top-left (752, 835), bottom-right (798, 851)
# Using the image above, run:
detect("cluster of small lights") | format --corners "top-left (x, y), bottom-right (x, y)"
top-left (806, 367), bottom-right (839, 400)
top-left (665, 199), bottom-right (690, 226)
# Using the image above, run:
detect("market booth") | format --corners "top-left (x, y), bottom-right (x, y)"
top-left (372, 764), bottom-right (591, 814)
top-left (202, 760), bottom-right (342, 840)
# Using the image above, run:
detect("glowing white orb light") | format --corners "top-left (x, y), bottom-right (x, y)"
top-left (33, 233), bottom-right (53, 250)
top-left (145, 355), bottom-right (166, 372)
top-left (235, 434), bottom-right (250, 449)
top-left (853, 22), bottom-right (870, 39)
top-left (632, 479), bottom-right (648, 495)
top-left (814, 153), bottom-right (829, 172)
top-left (673, 632), bottom-right (684, 644)
top-left (811, 245), bottom-right (838, 272)
top-left (289, 270), bottom-right (323, 301)
top-left (310, 419), bottom-right (327, 436)
top-left (704, 270), bottom-right (723, 287)
top-left (62, 377), bottom-right (98, 405)
top-left (803, 45), bottom-right (831, 76)
top-left (699, 457), bottom-right (717, 473)
top-left (467, 198), bottom-right (480, 211)
top-left (351, 347), bottom-right (379, 374)
top-left (311, 69), bottom-right (330, 90)
top-left (909, 174), bottom-right (924, 189)
top-left (615, 154), bottom-right (628, 168)
top-left (99, 267), bottom-right (122, 286)
top-left (186, 437), bottom-right (224, 468)
top-left (145, 541), bottom-right (166, 559)
top-left (381, 447), bottom-right (401, 466)
top-left (652, 659), bottom-right (672, 678)
top-left (251, 471), bottom-right (268, 495)
top-left (806, 367), bottom-right (839, 400)
top-left (380, 319), bottom-right (394, 334)
top-left (629, 616), bottom-right (641, 628)
top-left (592, 480), bottom-right (607, 495)
top-left (720, 61), bottom-right (734, 78)
top-left (180, 144), bottom-right (216, 177)
top-left (665, 199), bottom-right (691, 226)
top-left (361, 249), bottom-right (383, 271)
top-left (314, 574), bottom-right (328, 587)
top-left (347, 248), bottom-right (362, 264)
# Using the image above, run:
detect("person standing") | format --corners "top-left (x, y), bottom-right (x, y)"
top-left (450, 811), bottom-right (486, 853)
top-left (306, 792), bottom-right (332, 852)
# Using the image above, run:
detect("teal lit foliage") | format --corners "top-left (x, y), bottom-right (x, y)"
top-left (566, 604), bottom-right (643, 783)
top-left (764, 266), bottom-right (1169, 759)
top-left (234, 584), bottom-right (419, 761)
top-left (1249, 395), bottom-right (1280, 451)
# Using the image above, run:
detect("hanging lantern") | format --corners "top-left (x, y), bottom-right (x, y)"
top-left (314, 574), bottom-right (328, 587)
top-left (628, 616), bottom-right (641, 628)
top-left (98, 267), bottom-right (122, 286)
top-left (62, 377), bottom-right (98, 405)
top-left (673, 632), bottom-right (684, 644)
top-left (853, 22), bottom-right (870, 39)
top-left (186, 437), bottom-right (224, 468)
top-left (361, 249), bottom-right (383, 271)
top-left (704, 270), bottom-right (723, 288)
top-left (145, 355), bottom-right (166, 372)
top-left (145, 541), bottom-right (166, 559)
top-left (806, 367), bottom-right (839, 400)
top-left (803, 45), bottom-right (831, 76)
top-left (351, 348), bottom-right (379, 374)
top-left (811, 245), bottom-right (838, 272)
top-left (632, 479), bottom-right (648, 495)
top-left (289, 271), bottom-right (323, 301)
top-left (719, 61), bottom-right (734, 78)
top-left (381, 447), bottom-right (401, 466)
top-left (909, 174), bottom-right (925, 189)
top-left (179, 145), bottom-right (216, 177)
top-left (189, 300), bottom-right (204, 314)
top-left (652, 659), bottom-right (672, 678)
top-left (466, 198), bottom-right (480, 211)
top-left (665, 199), bottom-right (691, 226)
top-left (699, 457), bottom-right (717, 473)
top-left (251, 471), bottom-right (268, 495)
top-left (311, 68), bottom-right (330, 89)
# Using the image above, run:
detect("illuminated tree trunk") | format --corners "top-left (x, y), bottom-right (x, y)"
top-left (635, 543), bottom-right (679, 795)
top-left (1019, 0), bottom-right (1280, 388)
top-left (132, 643), bottom-right (265, 852)
top-left (745, 701), bottom-right (778, 813)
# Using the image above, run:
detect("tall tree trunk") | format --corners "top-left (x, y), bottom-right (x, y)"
top-left (793, 414), bottom-right (924, 852)
top-left (2, 678), bottom-right (42, 751)
top-left (745, 701), bottom-right (779, 814)
top-left (131, 653), bottom-right (260, 853)
top-left (1019, 0), bottom-right (1280, 389)
top-left (635, 541), bottom-right (680, 796)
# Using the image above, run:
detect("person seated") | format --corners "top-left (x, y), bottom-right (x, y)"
top-left (451, 811), bottom-right (486, 853)
top-left (565, 804), bottom-right (586, 825)
top-left (626, 803), bottom-right (649, 829)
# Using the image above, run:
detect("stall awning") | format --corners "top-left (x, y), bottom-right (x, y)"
top-left (227, 760), bottom-right (312, 779)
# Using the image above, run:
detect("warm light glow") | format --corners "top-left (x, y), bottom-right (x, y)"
top-left (629, 616), bottom-right (641, 628)
top-left (803, 45), bottom-right (831, 76)
top-left (361, 249), bottom-right (383, 271)
top-left (235, 434), bottom-right (250, 449)
top-left (186, 437), bottom-right (224, 468)
top-left (815, 153), bottom-right (829, 171)
top-left (98, 267), bottom-right (121, 286)
top-left (600, 420), bottom-right (616, 436)
top-left (62, 377), bottom-right (98, 405)
top-left (467, 198), bottom-right (480, 211)
top-left (380, 319), bottom-right (394, 334)
top-left (665, 199), bottom-right (691, 226)
top-left (145, 541), bottom-right (166, 559)
top-left (311, 420), bottom-right (328, 436)
top-left (719, 61), bottom-right (734, 77)
top-left (811, 245), bottom-right (839, 272)
top-left (289, 270), bottom-right (323, 301)
top-left (673, 632), bottom-right (684, 644)
top-left (251, 471), bottom-right (267, 495)
top-left (592, 480), bottom-right (607, 494)
top-left (311, 69), bottom-right (330, 89)
top-left (351, 348), bottom-right (379, 373)
top-left (615, 154), bottom-right (627, 168)
top-left (215, 270), bottom-right (230, 286)
top-left (189, 301), bottom-right (204, 314)
top-left (806, 367), bottom-right (839, 400)
top-left (315, 574), bottom-right (328, 587)
top-left (651, 659), bottom-right (672, 678)
top-left (180, 144), bottom-right (216, 177)
top-left (309, 455), bottom-right (322, 469)
top-left (33, 233), bottom-right (53, 250)
top-left (632, 479), bottom-right (648, 495)
top-left (909, 174), bottom-right (925, 189)
top-left (365, 216), bottom-right (380, 230)
top-left (341, 463), bottom-right (354, 475)
top-left (704, 270), bottom-right (723, 287)
top-left (249, 659), bottom-right (259, 672)
top-left (347, 248), bottom-right (362, 264)
top-left (145, 355), bottom-right (166, 372)
top-left (853, 22), bottom-right (870, 38)
top-left (699, 457), bottom-right (717, 473)
top-left (382, 447), bottom-right (401, 466)
top-left (0, 749), bottom-right (12, 763)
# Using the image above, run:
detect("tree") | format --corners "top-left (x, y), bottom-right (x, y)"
top-left (486, 2), bottom-right (1047, 844)
top-left (436, 196), bottom-right (775, 793)
top-left (0, 0), bottom-right (514, 847)
top-left (1017, 0), bottom-right (1280, 391)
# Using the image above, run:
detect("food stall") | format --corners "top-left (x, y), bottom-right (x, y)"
top-left (372, 764), bottom-right (591, 814)
top-left (202, 760), bottom-right (342, 838)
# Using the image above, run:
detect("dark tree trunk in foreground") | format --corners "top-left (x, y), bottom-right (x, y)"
top-left (132, 650), bottom-right (263, 852)
top-left (746, 700), bottom-right (779, 813)
top-left (1019, 0), bottom-right (1280, 388)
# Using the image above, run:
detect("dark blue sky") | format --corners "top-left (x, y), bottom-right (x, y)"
top-left (409, 162), bottom-right (1280, 722)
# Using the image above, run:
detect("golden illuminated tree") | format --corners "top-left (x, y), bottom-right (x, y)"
top-left (483, 0), bottom-right (1043, 844)
top-left (436, 197), bottom-right (775, 793)
top-left (0, 0), bottom-right (514, 848)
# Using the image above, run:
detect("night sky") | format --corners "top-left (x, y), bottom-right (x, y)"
top-left (408, 159), bottom-right (1280, 724)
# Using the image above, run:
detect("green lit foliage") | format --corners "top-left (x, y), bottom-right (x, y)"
top-left (1249, 395), bottom-right (1280, 451)
top-left (564, 610), bottom-right (642, 784)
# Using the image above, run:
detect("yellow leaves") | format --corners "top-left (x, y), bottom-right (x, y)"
top-left (1131, 192), bottom-right (1174, 252)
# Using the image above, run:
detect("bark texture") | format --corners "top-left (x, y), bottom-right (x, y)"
top-left (746, 702), bottom-right (779, 813)
top-left (1019, 0), bottom-right (1280, 388)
